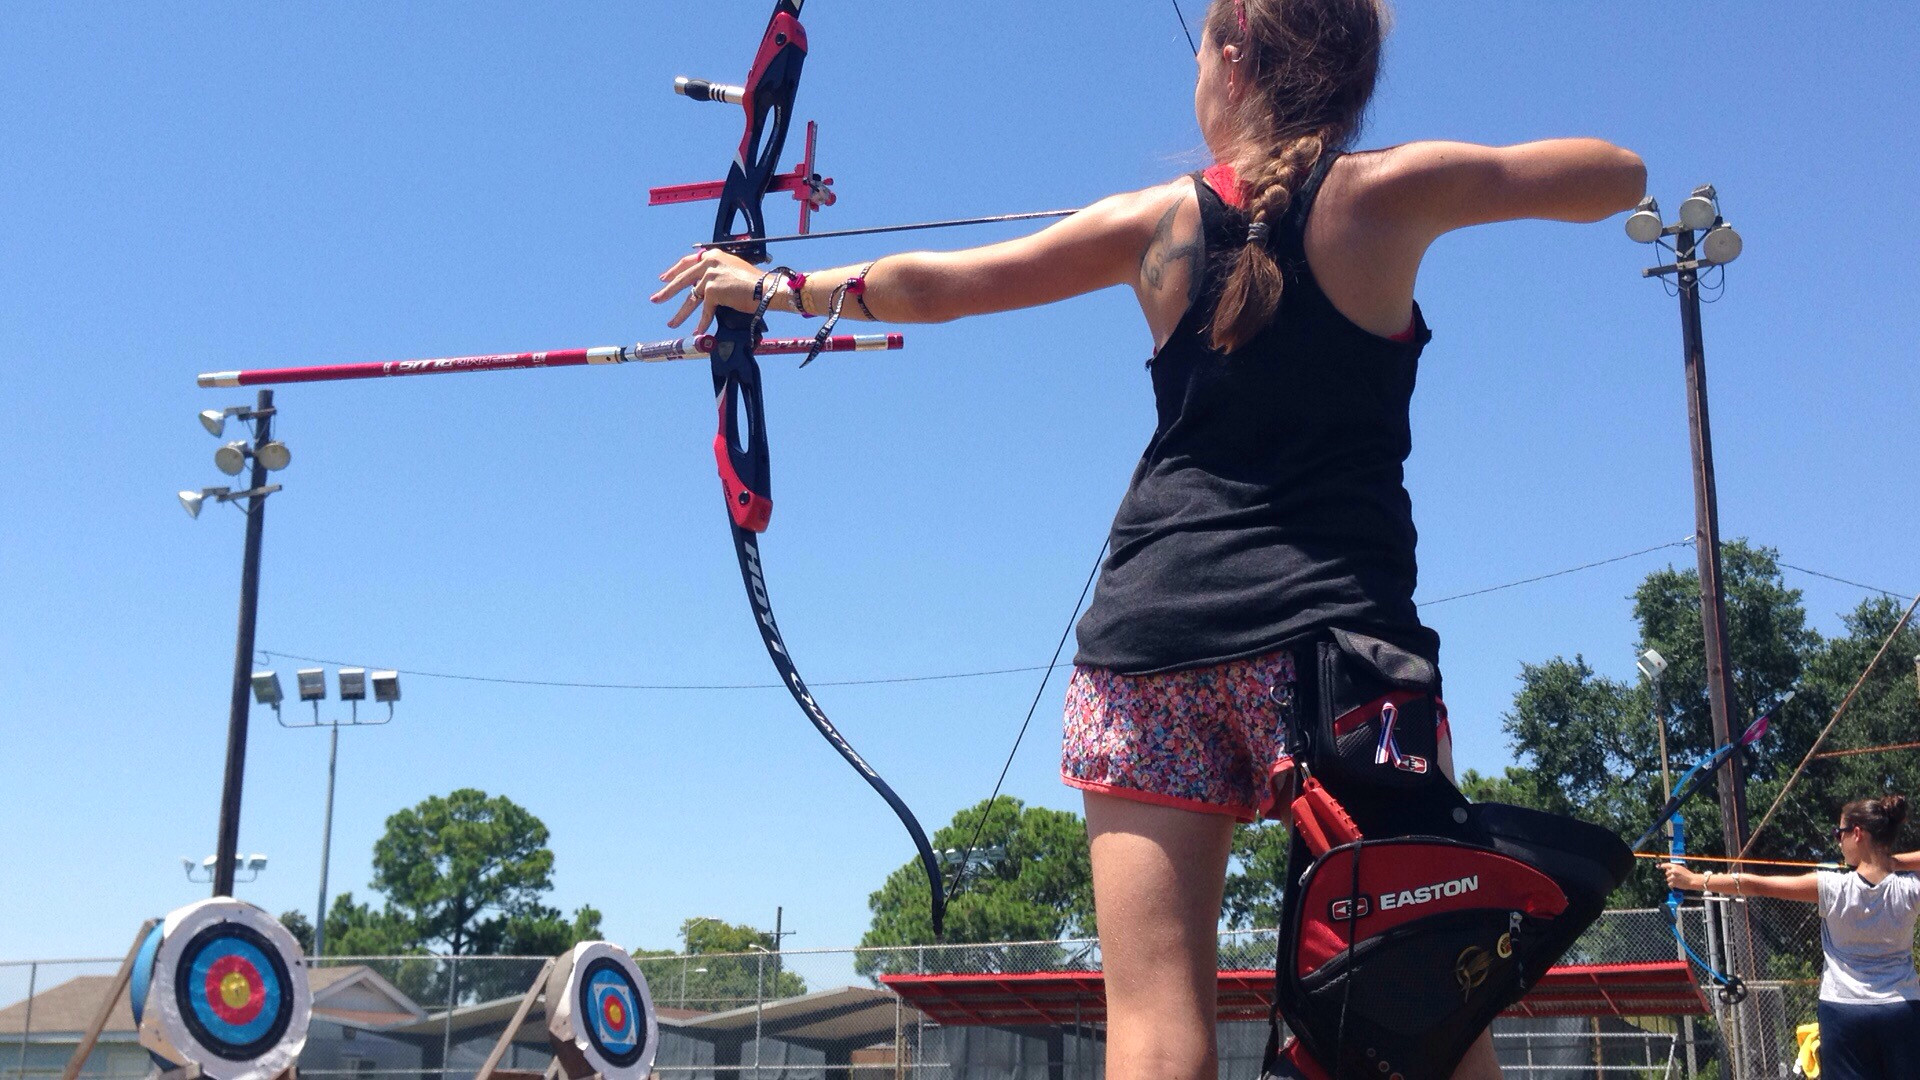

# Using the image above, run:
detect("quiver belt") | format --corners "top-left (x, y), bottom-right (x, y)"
top-left (1263, 630), bottom-right (1632, 1080)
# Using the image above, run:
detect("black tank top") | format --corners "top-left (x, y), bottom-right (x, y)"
top-left (1073, 154), bottom-right (1440, 673)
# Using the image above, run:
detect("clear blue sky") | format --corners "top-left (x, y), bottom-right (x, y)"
top-left (2, 2), bottom-right (1915, 970)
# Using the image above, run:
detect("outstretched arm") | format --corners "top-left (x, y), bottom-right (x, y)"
top-left (1371, 138), bottom-right (1648, 238)
top-left (652, 180), bottom-right (1196, 341)
top-left (1661, 863), bottom-right (1820, 904)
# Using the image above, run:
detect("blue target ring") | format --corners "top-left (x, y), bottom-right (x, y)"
top-left (577, 957), bottom-right (646, 1068)
top-left (172, 921), bottom-right (295, 1061)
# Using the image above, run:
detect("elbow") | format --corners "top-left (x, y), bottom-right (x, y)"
top-left (1610, 146), bottom-right (1648, 215)
top-left (1580, 144), bottom-right (1646, 223)
top-left (878, 253), bottom-right (967, 324)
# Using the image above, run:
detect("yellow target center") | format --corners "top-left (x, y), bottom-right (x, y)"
top-left (606, 999), bottom-right (625, 1026)
top-left (220, 971), bottom-right (253, 1009)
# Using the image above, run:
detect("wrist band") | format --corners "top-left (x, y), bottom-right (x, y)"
top-left (848, 261), bottom-right (878, 320)
top-left (799, 264), bottom-right (879, 367)
top-left (787, 272), bottom-right (815, 318)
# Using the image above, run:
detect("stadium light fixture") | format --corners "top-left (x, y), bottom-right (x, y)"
top-left (251, 671), bottom-right (284, 709)
top-left (1624, 197), bottom-right (1664, 244)
top-left (1636, 648), bottom-right (1668, 682)
top-left (297, 668), bottom-right (327, 702)
top-left (371, 670), bottom-right (401, 704)
top-left (338, 668), bottom-right (367, 701)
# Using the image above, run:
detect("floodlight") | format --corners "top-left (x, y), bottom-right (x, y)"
top-left (214, 441), bottom-right (249, 476)
top-left (371, 670), bottom-right (401, 704)
top-left (202, 855), bottom-right (219, 869)
top-left (1678, 184), bottom-right (1719, 231)
top-left (256, 441), bottom-right (292, 471)
top-left (251, 670), bottom-right (284, 707)
top-left (1701, 223), bottom-right (1743, 265)
top-left (179, 490), bottom-right (206, 519)
top-left (200, 410), bottom-right (228, 437)
top-left (246, 854), bottom-right (268, 871)
top-left (181, 856), bottom-right (195, 875)
top-left (1636, 648), bottom-right (1668, 682)
top-left (338, 667), bottom-right (367, 701)
top-left (297, 668), bottom-right (327, 702)
top-left (1624, 197), bottom-right (1664, 244)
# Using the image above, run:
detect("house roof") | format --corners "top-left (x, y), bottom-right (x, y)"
top-left (0, 964), bottom-right (430, 1039)
top-left (0, 976), bottom-right (134, 1037)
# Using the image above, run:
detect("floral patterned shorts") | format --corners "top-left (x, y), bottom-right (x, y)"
top-left (1061, 648), bottom-right (1299, 823)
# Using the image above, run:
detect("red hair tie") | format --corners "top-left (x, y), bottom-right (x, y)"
top-left (1234, 0), bottom-right (1249, 38)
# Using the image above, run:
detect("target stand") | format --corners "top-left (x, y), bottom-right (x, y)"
top-left (473, 942), bottom-right (657, 1080)
top-left (63, 899), bottom-right (311, 1080)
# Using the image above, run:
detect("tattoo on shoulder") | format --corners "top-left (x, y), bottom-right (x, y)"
top-left (1140, 198), bottom-right (1206, 306)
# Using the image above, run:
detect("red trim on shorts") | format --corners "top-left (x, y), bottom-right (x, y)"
top-left (1063, 773), bottom-right (1259, 823)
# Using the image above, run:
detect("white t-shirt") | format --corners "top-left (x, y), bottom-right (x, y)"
top-left (1816, 869), bottom-right (1920, 1004)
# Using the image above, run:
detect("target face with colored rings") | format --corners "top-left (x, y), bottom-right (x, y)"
top-left (147, 898), bottom-right (312, 1080)
top-left (175, 923), bottom-right (291, 1057)
top-left (578, 957), bottom-right (645, 1066)
top-left (546, 942), bottom-right (656, 1080)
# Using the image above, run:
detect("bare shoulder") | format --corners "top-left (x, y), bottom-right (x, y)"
top-left (1092, 177), bottom-right (1205, 350)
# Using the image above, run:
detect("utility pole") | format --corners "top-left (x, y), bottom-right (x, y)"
top-left (1628, 189), bottom-right (1767, 1078)
top-left (212, 389), bottom-right (276, 898)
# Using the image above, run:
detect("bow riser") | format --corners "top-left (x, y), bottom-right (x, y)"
top-left (668, 0), bottom-right (948, 937)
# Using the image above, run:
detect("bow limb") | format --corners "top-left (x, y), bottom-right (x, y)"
top-left (700, 0), bottom-right (946, 937)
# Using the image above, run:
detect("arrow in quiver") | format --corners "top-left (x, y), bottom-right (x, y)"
top-left (131, 899), bottom-right (312, 1080)
top-left (543, 942), bottom-right (658, 1080)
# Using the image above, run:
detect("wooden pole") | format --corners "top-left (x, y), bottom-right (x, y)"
top-left (61, 920), bottom-right (159, 1080)
top-left (472, 958), bottom-right (555, 1080)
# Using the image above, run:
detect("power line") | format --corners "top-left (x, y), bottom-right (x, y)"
top-left (1779, 562), bottom-right (1912, 601)
top-left (261, 542), bottom-right (1901, 694)
top-left (1419, 538), bottom-right (1696, 606)
top-left (257, 649), bottom-right (1055, 692)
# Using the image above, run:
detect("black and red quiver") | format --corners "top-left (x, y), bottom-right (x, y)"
top-left (1264, 631), bottom-right (1632, 1080)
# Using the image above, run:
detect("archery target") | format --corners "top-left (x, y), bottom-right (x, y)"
top-left (544, 942), bottom-right (656, 1080)
top-left (148, 898), bottom-right (311, 1080)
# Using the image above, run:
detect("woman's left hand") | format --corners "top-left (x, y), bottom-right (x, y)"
top-left (1658, 862), bottom-right (1706, 892)
top-left (652, 249), bottom-right (771, 334)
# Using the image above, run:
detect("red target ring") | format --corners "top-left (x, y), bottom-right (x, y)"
top-left (203, 954), bottom-right (268, 1026)
top-left (600, 992), bottom-right (628, 1034)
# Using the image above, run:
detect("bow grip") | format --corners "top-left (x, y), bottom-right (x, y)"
top-left (709, 308), bottom-right (773, 532)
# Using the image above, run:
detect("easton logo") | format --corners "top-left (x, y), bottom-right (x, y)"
top-left (1328, 896), bottom-right (1372, 921)
top-left (1379, 874), bottom-right (1480, 912)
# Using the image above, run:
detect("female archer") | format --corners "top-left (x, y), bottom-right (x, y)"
top-left (657, 1), bottom-right (1643, 1077)
top-left (1664, 795), bottom-right (1920, 1080)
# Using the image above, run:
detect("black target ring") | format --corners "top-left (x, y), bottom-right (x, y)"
top-left (172, 920), bottom-right (296, 1062)
top-left (576, 956), bottom-right (648, 1070)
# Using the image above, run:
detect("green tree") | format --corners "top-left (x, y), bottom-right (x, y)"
top-left (1491, 542), bottom-right (1919, 926)
top-left (277, 910), bottom-right (315, 954)
top-left (631, 918), bottom-right (806, 1012)
top-left (370, 788), bottom-right (596, 955)
top-left (323, 892), bottom-right (423, 956)
top-left (858, 798), bottom-right (1093, 974)
top-left (1221, 822), bottom-right (1290, 933)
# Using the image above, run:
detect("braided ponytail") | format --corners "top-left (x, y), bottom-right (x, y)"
top-left (1202, 0), bottom-right (1388, 353)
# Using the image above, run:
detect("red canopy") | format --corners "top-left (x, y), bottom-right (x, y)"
top-left (880, 961), bottom-right (1708, 1027)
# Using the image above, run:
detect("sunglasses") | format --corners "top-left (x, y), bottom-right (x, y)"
top-left (1832, 825), bottom-right (1857, 840)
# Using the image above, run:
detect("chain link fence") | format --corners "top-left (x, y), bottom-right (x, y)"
top-left (1, 907), bottom-right (1840, 1080)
